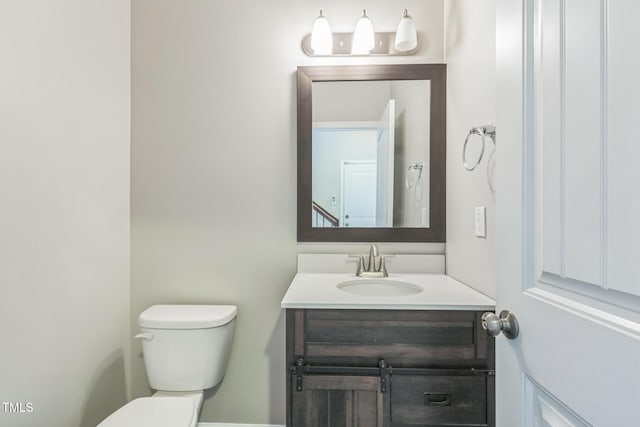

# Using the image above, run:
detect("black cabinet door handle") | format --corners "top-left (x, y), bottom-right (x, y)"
top-left (424, 393), bottom-right (452, 406)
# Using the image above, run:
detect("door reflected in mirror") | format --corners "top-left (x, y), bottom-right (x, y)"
top-left (312, 80), bottom-right (430, 228)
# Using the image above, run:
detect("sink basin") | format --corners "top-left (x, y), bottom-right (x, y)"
top-left (337, 279), bottom-right (423, 296)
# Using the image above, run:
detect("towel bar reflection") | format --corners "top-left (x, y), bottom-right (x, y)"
top-left (405, 162), bottom-right (424, 189)
top-left (463, 124), bottom-right (496, 171)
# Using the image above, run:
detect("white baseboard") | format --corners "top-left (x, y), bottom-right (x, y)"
top-left (198, 423), bottom-right (285, 427)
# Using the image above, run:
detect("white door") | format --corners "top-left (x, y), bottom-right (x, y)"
top-left (496, 1), bottom-right (640, 426)
top-left (376, 100), bottom-right (395, 227)
top-left (341, 161), bottom-right (376, 227)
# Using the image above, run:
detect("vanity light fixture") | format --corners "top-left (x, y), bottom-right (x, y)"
top-left (394, 9), bottom-right (418, 52)
top-left (301, 9), bottom-right (420, 56)
top-left (351, 9), bottom-right (375, 54)
top-left (310, 10), bottom-right (333, 55)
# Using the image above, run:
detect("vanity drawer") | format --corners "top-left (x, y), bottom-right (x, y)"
top-left (390, 372), bottom-right (488, 427)
top-left (297, 309), bottom-right (491, 368)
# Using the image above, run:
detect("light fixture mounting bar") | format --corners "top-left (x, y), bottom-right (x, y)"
top-left (302, 32), bottom-right (419, 56)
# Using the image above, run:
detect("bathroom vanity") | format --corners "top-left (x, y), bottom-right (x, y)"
top-left (281, 255), bottom-right (496, 427)
top-left (290, 63), bottom-right (494, 425)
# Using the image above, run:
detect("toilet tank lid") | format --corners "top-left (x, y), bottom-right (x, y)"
top-left (138, 305), bottom-right (237, 329)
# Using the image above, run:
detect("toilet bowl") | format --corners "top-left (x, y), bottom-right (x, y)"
top-left (98, 305), bottom-right (237, 427)
top-left (97, 395), bottom-right (198, 427)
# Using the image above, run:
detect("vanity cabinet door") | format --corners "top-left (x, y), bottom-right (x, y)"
top-left (290, 375), bottom-right (389, 427)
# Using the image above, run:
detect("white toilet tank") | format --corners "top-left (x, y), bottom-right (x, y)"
top-left (137, 305), bottom-right (237, 392)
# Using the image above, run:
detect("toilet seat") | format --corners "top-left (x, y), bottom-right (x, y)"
top-left (97, 396), bottom-right (197, 427)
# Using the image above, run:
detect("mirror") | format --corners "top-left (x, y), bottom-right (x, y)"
top-left (313, 79), bottom-right (430, 228)
top-left (297, 64), bottom-right (446, 242)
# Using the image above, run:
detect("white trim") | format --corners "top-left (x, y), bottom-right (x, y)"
top-left (600, 0), bottom-right (609, 289)
top-left (537, 271), bottom-right (640, 315)
top-left (559, 0), bottom-right (567, 279)
top-left (313, 120), bottom-right (380, 130)
top-left (524, 287), bottom-right (640, 340)
top-left (522, 0), bottom-right (536, 291)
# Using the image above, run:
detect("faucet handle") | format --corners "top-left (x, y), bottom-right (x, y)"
top-left (379, 255), bottom-right (395, 276)
top-left (348, 254), bottom-right (365, 276)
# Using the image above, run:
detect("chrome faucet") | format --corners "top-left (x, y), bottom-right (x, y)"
top-left (349, 244), bottom-right (391, 278)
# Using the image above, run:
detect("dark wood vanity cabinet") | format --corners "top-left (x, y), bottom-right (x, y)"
top-left (286, 309), bottom-right (495, 427)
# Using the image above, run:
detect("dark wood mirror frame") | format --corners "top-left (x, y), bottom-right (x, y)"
top-left (297, 64), bottom-right (446, 242)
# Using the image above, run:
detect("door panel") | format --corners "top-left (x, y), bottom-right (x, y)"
top-left (562, 0), bottom-right (604, 285)
top-left (524, 377), bottom-right (589, 427)
top-left (539, 0), bottom-right (605, 287)
top-left (607, 1), bottom-right (640, 295)
top-left (341, 161), bottom-right (376, 227)
top-left (496, 0), bottom-right (640, 425)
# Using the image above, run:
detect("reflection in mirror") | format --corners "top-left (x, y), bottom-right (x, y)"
top-left (297, 64), bottom-right (446, 242)
top-left (312, 80), bottom-right (430, 228)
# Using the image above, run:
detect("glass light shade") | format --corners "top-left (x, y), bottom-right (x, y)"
top-left (351, 10), bottom-right (375, 54)
top-left (310, 11), bottom-right (332, 55)
top-left (394, 9), bottom-right (417, 52)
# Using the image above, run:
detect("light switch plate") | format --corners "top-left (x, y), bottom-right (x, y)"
top-left (475, 206), bottom-right (487, 238)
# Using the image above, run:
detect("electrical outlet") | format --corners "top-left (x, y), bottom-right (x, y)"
top-left (475, 206), bottom-right (487, 238)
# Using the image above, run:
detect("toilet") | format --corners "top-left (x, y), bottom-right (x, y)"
top-left (98, 304), bottom-right (237, 427)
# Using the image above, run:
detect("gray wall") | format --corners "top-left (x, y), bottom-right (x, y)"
top-left (313, 81), bottom-right (391, 122)
top-left (0, 1), bottom-right (131, 426)
top-left (391, 80), bottom-right (431, 227)
top-left (131, 0), bottom-right (444, 424)
top-left (444, 0), bottom-right (497, 298)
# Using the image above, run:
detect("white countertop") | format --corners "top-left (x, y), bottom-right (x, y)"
top-left (281, 273), bottom-right (496, 311)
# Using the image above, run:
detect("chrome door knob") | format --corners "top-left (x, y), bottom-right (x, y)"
top-left (482, 310), bottom-right (519, 339)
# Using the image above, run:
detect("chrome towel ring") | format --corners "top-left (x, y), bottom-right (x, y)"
top-left (463, 124), bottom-right (496, 171)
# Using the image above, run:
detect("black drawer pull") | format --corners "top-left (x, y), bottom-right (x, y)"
top-left (424, 393), bottom-right (452, 406)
